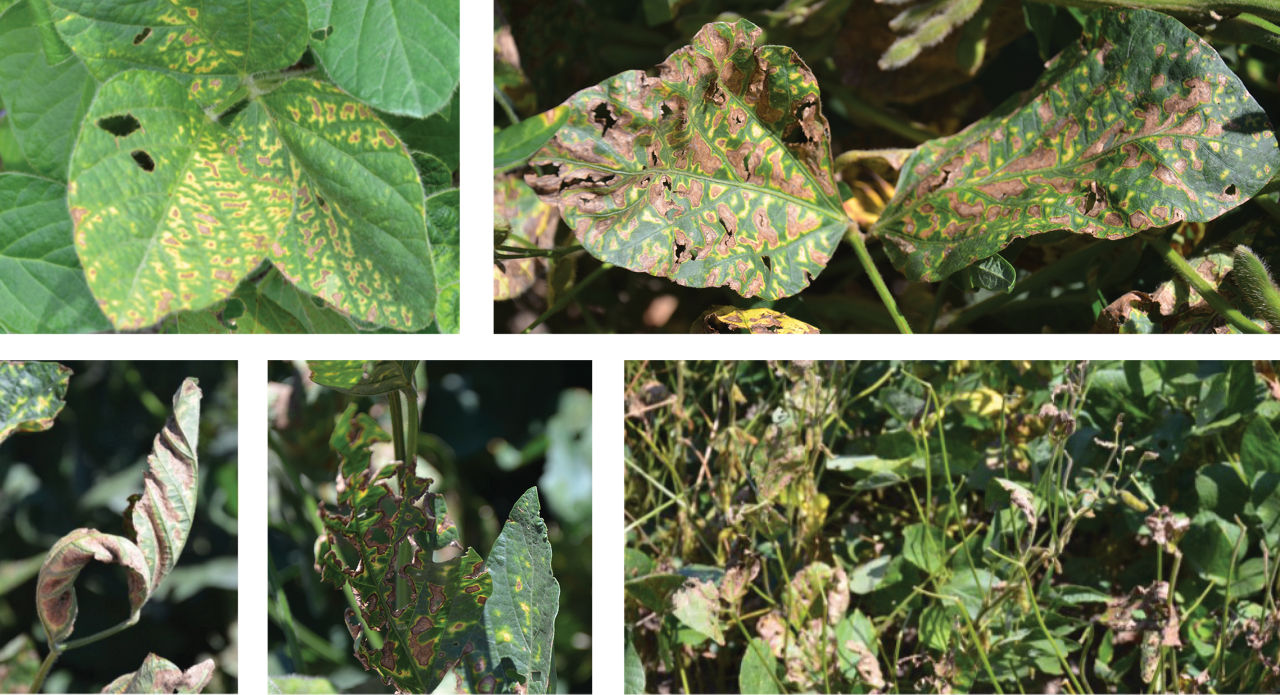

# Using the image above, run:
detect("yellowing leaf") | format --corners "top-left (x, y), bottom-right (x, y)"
top-left (697, 306), bottom-right (820, 334)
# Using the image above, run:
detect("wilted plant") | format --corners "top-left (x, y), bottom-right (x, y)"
top-left (303, 360), bottom-right (561, 694)
top-left (0, 361), bottom-right (211, 693)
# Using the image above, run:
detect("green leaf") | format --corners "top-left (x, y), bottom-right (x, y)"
top-left (49, 0), bottom-right (308, 107)
top-left (875, 9), bottom-right (1280, 281)
top-left (385, 93), bottom-right (459, 172)
top-left (159, 269), bottom-right (363, 333)
top-left (739, 637), bottom-right (779, 694)
top-left (1240, 416), bottom-right (1280, 476)
top-left (306, 0), bottom-right (458, 118)
top-left (624, 631), bottom-right (646, 693)
top-left (624, 572), bottom-right (687, 612)
top-left (527, 19), bottom-right (847, 300)
top-left (307, 360), bottom-right (417, 396)
top-left (961, 253), bottom-right (1016, 292)
top-left (670, 578), bottom-right (724, 645)
top-left (69, 70), bottom-right (435, 330)
top-left (315, 409), bottom-right (506, 693)
top-left (848, 555), bottom-right (892, 594)
top-left (426, 188), bottom-right (459, 332)
top-left (902, 522), bottom-right (946, 575)
top-left (485, 487), bottom-right (561, 693)
top-left (919, 603), bottom-right (955, 651)
top-left (101, 654), bottom-right (214, 694)
top-left (0, 360), bottom-right (70, 443)
top-left (1183, 510), bottom-right (1244, 584)
top-left (268, 675), bottom-right (338, 694)
top-left (0, 173), bottom-right (110, 332)
top-left (1251, 472), bottom-right (1280, 546)
top-left (0, 2), bottom-right (96, 180)
top-left (494, 106), bottom-right (568, 172)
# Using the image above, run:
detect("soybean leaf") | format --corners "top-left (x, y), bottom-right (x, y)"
top-left (625, 572), bottom-right (687, 612)
top-left (48, 0), bottom-right (308, 107)
top-left (495, 174), bottom-right (558, 301)
top-left (1240, 417), bottom-right (1280, 476)
top-left (874, 9), bottom-right (1280, 281)
top-left (315, 409), bottom-right (506, 693)
top-left (527, 19), bottom-right (847, 300)
top-left (128, 377), bottom-right (202, 590)
top-left (36, 528), bottom-right (152, 646)
top-left (670, 578), bottom-right (724, 645)
top-left (69, 70), bottom-right (435, 330)
top-left (101, 654), bottom-right (214, 694)
top-left (159, 269), bottom-right (363, 334)
top-left (0, 360), bottom-right (71, 443)
top-left (485, 487), bottom-right (561, 693)
top-left (0, 174), bottom-right (109, 333)
top-left (307, 360), bottom-right (417, 396)
top-left (624, 631), bottom-right (645, 694)
top-left (902, 522), bottom-right (946, 574)
top-left (306, 0), bottom-right (458, 118)
top-left (494, 106), bottom-right (568, 172)
top-left (960, 253), bottom-right (1016, 292)
top-left (0, 2), bottom-right (96, 180)
top-left (696, 306), bottom-right (820, 334)
top-left (268, 675), bottom-right (338, 694)
top-left (0, 634), bottom-right (39, 693)
top-left (426, 188), bottom-right (460, 333)
top-left (739, 637), bottom-right (779, 694)
top-left (385, 93), bottom-right (459, 172)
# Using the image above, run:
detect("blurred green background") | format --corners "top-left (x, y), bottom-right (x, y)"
top-left (267, 360), bottom-right (592, 693)
top-left (0, 360), bottom-right (238, 693)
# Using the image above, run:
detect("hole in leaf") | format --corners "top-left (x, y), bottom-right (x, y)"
top-left (131, 150), bottom-right (155, 172)
top-left (660, 103), bottom-right (673, 119)
top-left (97, 114), bottom-right (141, 137)
top-left (132, 27), bottom-right (152, 45)
top-left (316, 195), bottom-right (328, 210)
top-left (311, 25), bottom-right (333, 42)
top-left (1225, 184), bottom-right (1238, 197)
top-left (762, 255), bottom-right (772, 272)
top-left (591, 102), bottom-right (617, 137)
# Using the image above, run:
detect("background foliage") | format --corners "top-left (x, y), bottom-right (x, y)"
top-left (0, 361), bottom-right (238, 693)
top-left (495, 0), bottom-right (1280, 333)
top-left (624, 360), bottom-right (1280, 693)
top-left (267, 360), bottom-right (592, 693)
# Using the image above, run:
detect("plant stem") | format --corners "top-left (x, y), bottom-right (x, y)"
top-left (402, 386), bottom-right (420, 465)
top-left (343, 581), bottom-right (383, 650)
top-left (1036, 0), bottom-right (1280, 25)
top-left (388, 391), bottom-right (406, 463)
top-left (29, 647), bottom-right (59, 693)
top-left (1147, 235), bottom-right (1267, 333)
top-left (522, 262), bottom-right (613, 333)
top-left (847, 224), bottom-right (913, 333)
top-left (59, 614), bottom-right (140, 651)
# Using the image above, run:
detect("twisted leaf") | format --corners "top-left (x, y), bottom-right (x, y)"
top-left (315, 408), bottom-right (505, 693)
top-left (527, 19), bottom-right (847, 299)
top-left (35, 378), bottom-right (200, 648)
top-left (0, 361), bottom-right (71, 444)
top-left (874, 9), bottom-right (1280, 281)
top-left (485, 487), bottom-right (560, 693)
top-left (307, 360), bottom-right (417, 396)
top-left (101, 654), bottom-right (214, 694)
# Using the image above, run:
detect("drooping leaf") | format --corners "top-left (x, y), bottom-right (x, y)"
top-left (100, 654), bottom-right (214, 694)
top-left (0, 2), bottom-right (96, 180)
top-left (696, 306), bottom-right (820, 334)
top-left (307, 360), bottom-right (417, 396)
top-left (527, 19), bottom-right (848, 300)
top-left (315, 409), bottom-right (506, 693)
top-left (36, 528), bottom-right (152, 646)
top-left (127, 377), bottom-right (201, 591)
top-left (485, 487), bottom-right (561, 693)
top-left (306, 0), bottom-right (458, 118)
top-left (68, 70), bottom-right (435, 330)
top-left (49, 0), bottom-right (308, 107)
top-left (0, 174), bottom-right (110, 333)
top-left (0, 634), bottom-right (40, 693)
top-left (0, 360), bottom-right (71, 443)
top-left (874, 9), bottom-right (1280, 282)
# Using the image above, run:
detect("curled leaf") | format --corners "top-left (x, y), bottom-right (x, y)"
top-left (528, 19), bottom-right (847, 299)
top-left (307, 360), bottom-right (418, 396)
top-left (100, 654), bottom-right (214, 694)
top-left (875, 9), bottom-right (1280, 282)
top-left (36, 528), bottom-right (151, 646)
top-left (697, 306), bottom-right (820, 334)
top-left (0, 361), bottom-right (71, 444)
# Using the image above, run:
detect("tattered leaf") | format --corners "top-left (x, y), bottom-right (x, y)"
top-left (0, 360), bottom-right (71, 443)
top-left (0, 634), bottom-right (39, 693)
top-left (69, 70), bottom-right (434, 330)
top-left (875, 9), bottom-right (1280, 281)
top-left (0, 174), bottom-right (110, 332)
top-left (485, 488), bottom-right (560, 693)
top-left (315, 409), bottom-right (507, 693)
top-left (36, 528), bottom-right (151, 646)
top-left (100, 654), bottom-right (214, 694)
top-left (127, 377), bottom-right (201, 591)
top-left (697, 306), bottom-right (820, 334)
top-left (0, 2), bottom-right (96, 180)
top-left (306, 0), bottom-right (458, 118)
top-left (307, 360), bottom-right (417, 396)
top-left (49, 0), bottom-right (308, 107)
top-left (527, 19), bottom-right (847, 299)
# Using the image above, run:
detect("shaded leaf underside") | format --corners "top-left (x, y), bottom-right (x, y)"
top-left (874, 9), bottom-right (1280, 281)
top-left (528, 19), bottom-right (847, 299)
